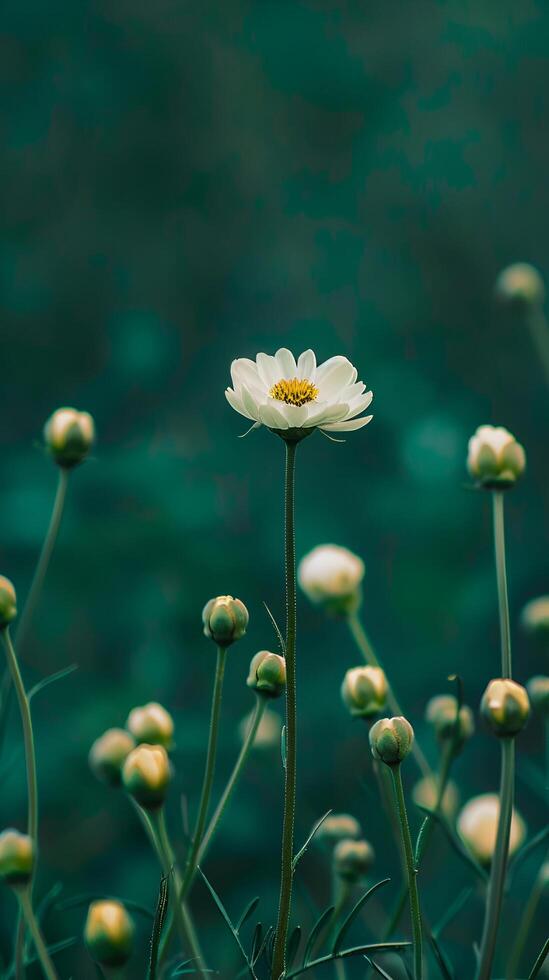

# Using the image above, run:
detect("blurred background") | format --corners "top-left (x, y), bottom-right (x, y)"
top-left (1, 0), bottom-right (548, 975)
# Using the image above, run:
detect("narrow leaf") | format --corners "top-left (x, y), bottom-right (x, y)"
top-left (286, 926), bottom-right (301, 969)
top-left (528, 938), bottom-right (549, 979)
top-left (262, 602), bottom-right (285, 655)
top-left (285, 942), bottom-right (410, 978)
top-left (28, 664), bottom-right (78, 701)
top-left (414, 815), bottom-right (430, 866)
top-left (148, 874), bottom-right (170, 980)
top-left (236, 896), bottom-right (260, 934)
top-left (281, 725), bottom-right (287, 771)
top-left (415, 805), bottom-right (487, 882)
top-left (428, 932), bottom-right (454, 979)
top-left (332, 879), bottom-right (391, 954)
top-left (365, 958), bottom-right (395, 979)
top-left (303, 905), bottom-right (335, 965)
top-left (196, 867), bottom-right (255, 978)
top-left (293, 811), bottom-right (332, 871)
top-left (252, 925), bottom-right (273, 968)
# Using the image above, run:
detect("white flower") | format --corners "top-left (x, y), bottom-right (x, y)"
top-left (298, 544), bottom-right (364, 611)
top-left (225, 348), bottom-right (373, 434)
top-left (467, 424), bottom-right (525, 488)
top-left (457, 793), bottom-right (526, 865)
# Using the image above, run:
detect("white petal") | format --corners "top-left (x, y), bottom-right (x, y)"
top-left (283, 404), bottom-right (309, 427)
top-left (240, 386), bottom-right (261, 420)
top-left (258, 402), bottom-right (289, 429)
top-left (296, 349), bottom-right (316, 380)
top-left (231, 359), bottom-right (266, 398)
top-left (344, 391), bottom-right (374, 419)
top-left (340, 381), bottom-right (366, 400)
top-left (225, 388), bottom-right (253, 420)
top-left (305, 402), bottom-right (350, 426)
top-left (321, 415), bottom-right (373, 432)
top-left (256, 353), bottom-right (280, 388)
top-left (275, 348), bottom-right (297, 378)
top-left (316, 357), bottom-right (357, 397)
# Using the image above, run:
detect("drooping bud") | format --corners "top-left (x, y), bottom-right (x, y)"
top-left (126, 702), bottom-right (174, 749)
top-left (122, 744), bottom-right (170, 809)
top-left (425, 695), bottom-right (475, 750)
top-left (369, 716), bottom-right (414, 767)
top-left (467, 425), bottom-right (526, 490)
top-left (315, 813), bottom-right (362, 847)
top-left (0, 829), bottom-right (34, 886)
top-left (84, 899), bottom-right (135, 967)
top-left (43, 407), bottom-right (95, 469)
top-left (521, 596), bottom-right (549, 639)
top-left (202, 595), bottom-right (249, 647)
top-left (495, 263), bottom-right (545, 308)
top-left (457, 794), bottom-right (526, 865)
top-left (481, 678), bottom-right (531, 736)
top-left (0, 577), bottom-right (17, 628)
top-left (333, 838), bottom-right (375, 882)
top-left (526, 676), bottom-right (549, 717)
top-left (89, 728), bottom-right (136, 787)
top-left (341, 666), bottom-right (387, 718)
top-left (412, 776), bottom-right (459, 819)
top-left (298, 544), bottom-right (364, 616)
top-left (246, 651), bottom-right (286, 698)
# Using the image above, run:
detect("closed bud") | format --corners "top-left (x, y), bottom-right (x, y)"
top-left (425, 695), bottom-right (475, 750)
top-left (341, 666), bottom-right (387, 718)
top-left (202, 595), bottom-right (249, 647)
top-left (458, 794), bottom-right (526, 865)
top-left (298, 544), bottom-right (364, 616)
top-left (247, 651), bottom-right (286, 698)
top-left (412, 776), bottom-right (459, 818)
top-left (369, 716), bottom-right (414, 767)
top-left (0, 577), bottom-right (17, 628)
top-left (126, 702), bottom-right (174, 748)
top-left (315, 813), bottom-right (362, 847)
top-left (495, 263), bottom-right (545, 308)
top-left (84, 899), bottom-right (135, 967)
top-left (89, 728), bottom-right (136, 787)
top-left (44, 407), bottom-right (95, 468)
top-left (333, 838), bottom-right (375, 882)
top-left (0, 829), bottom-right (34, 886)
top-left (481, 678), bottom-right (530, 736)
top-left (467, 425), bottom-right (526, 490)
top-left (526, 676), bottom-right (549, 717)
top-left (521, 596), bottom-right (549, 638)
top-left (122, 744), bottom-right (170, 809)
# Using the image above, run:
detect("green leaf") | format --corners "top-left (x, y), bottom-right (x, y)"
top-left (281, 725), bottom-right (287, 770)
top-left (528, 938), bottom-right (549, 979)
top-left (262, 602), bottom-right (286, 655)
top-left (196, 867), bottom-right (256, 978)
top-left (236, 896), bottom-right (260, 933)
top-left (415, 805), bottom-right (487, 882)
top-left (286, 926), bottom-right (301, 969)
top-left (285, 942), bottom-right (410, 978)
top-left (251, 925), bottom-right (273, 968)
top-left (332, 879), bottom-right (391, 954)
top-left (414, 815), bottom-right (430, 866)
top-left (427, 932), bottom-right (454, 979)
top-left (365, 958), bottom-right (395, 979)
top-left (250, 923), bottom-right (263, 963)
top-left (148, 873), bottom-right (170, 980)
top-left (28, 664), bottom-right (78, 701)
top-left (292, 810), bottom-right (332, 871)
top-left (303, 905), bottom-right (335, 965)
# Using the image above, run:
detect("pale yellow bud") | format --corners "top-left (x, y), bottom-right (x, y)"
top-left (202, 595), bottom-right (249, 647)
top-left (0, 577), bottom-right (17, 628)
top-left (341, 666), bottom-right (387, 718)
top-left (526, 676), bottom-right (549, 717)
top-left (412, 777), bottom-right (459, 819)
top-left (122, 743), bottom-right (170, 809)
top-left (0, 829), bottom-right (34, 886)
top-left (84, 899), bottom-right (135, 967)
top-left (495, 263), bottom-right (545, 307)
top-left (457, 794), bottom-right (526, 865)
top-left (298, 544), bottom-right (364, 616)
top-left (425, 695), bottom-right (475, 750)
top-left (126, 702), bottom-right (174, 748)
top-left (44, 407), bottom-right (95, 468)
top-left (521, 596), bottom-right (549, 638)
top-left (315, 813), bottom-right (362, 846)
top-left (369, 716), bottom-right (414, 767)
top-left (246, 651), bottom-right (286, 698)
top-left (467, 425), bottom-right (526, 490)
top-left (481, 678), bottom-right (530, 737)
top-left (89, 728), bottom-right (136, 786)
top-left (333, 838), bottom-right (375, 882)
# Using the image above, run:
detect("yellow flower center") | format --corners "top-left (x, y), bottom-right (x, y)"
top-left (269, 377), bottom-right (318, 407)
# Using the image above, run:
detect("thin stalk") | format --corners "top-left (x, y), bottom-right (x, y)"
top-left (180, 646), bottom-right (227, 899)
top-left (347, 614), bottom-right (432, 780)
top-left (331, 876), bottom-right (351, 980)
top-left (492, 491), bottom-right (512, 678)
top-left (476, 738), bottom-right (515, 980)
top-left (506, 855), bottom-right (548, 980)
top-left (1, 629), bottom-right (37, 841)
top-left (272, 439), bottom-right (298, 980)
top-left (16, 888), bottom-right (58, 980)
top-left (390, 765), bottom-right (423, 980)
top-left (198, 694), bottom-right (267, 864)
top-left (526, 307), bottom-right (549, 388)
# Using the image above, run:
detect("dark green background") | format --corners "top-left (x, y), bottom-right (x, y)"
top-left (1, 0), bottom-right (548, 976)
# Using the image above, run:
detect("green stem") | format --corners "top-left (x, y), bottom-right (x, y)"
top-left (476, 738), bottom-right (515, 980)
top-left (272, 439), bottom-right (298, 980)
top-left (492, 491), bottom-right (512, 678)
top-left (390, 765), bottom-right (423, 980)
top-left (506, 852), bottom-right (548, 980)
top-left (347, 614), bottom-right (432, 780)
top-left (17, 888), bottom-right (58, 980)
top-left (1, 629), bottom-right (38, 842)
top-left (198, 695), bottom-right (267, 865)
top-left (180, 646), bottom-right (227, 899)
top-left (526, 307), bottom-right (549, 388)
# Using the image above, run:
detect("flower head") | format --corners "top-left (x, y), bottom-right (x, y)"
top-left (341, 666), bottom-right (387, 718)
top-left (247, 651), bottom-right (286, 698)
top-left (122, 744), bottom-right (171, 809)
top-left (481, 678), bottom-right (530, 736)
top-left (333, 838), bottom-right (375, 882)
top-left (526, 675), bottom-right (549, 716)
top-left (84, 899), bottom-right (135, 967)
top-left (521, 596), bottom-right (549, 638)
top-left (467, 425), bottom-right (525, 489)
top-left (457, 793), bottom-right (526, 865)
top-left (0, 829), bottom-right (34, 885)
top-left (314, 813), bottom-right (362, 847)
top-left (298, 544), bottom-right (364, 616)
top-left (226, 349), bottom-right (373, 440)
top-left (0, 577), bottom-right (17, 628)
top-left (495, 263), bottom-right (545, 307)
top-left (425, 694), bottom-right (475, 750)
top-left (89, 728), bottom-right (136, 787)
top-left (44, 407), bottom-right (95, 468)
top-left (202, 595), bottom-right (249, 647)
top-left (126, 702), bottom-right (174, 749)
top-left (369, 716), bottom-right (414, 766)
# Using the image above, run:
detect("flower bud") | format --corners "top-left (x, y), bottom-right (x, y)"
top-left (84, 899), bottom-right (135, 967)
top-left (122, 744), bottom-right (170, 809)
top-left (0, 829), bottom-right (34, 886)
top-left (126, 702), bottom-right (174, 748)
top-left (333, 838), bottom-right (375, 882)
top-left (369, 716), bottom-right (414, 766)
top-left (298, 544), bottom-right (364, 616)
top-left (315, 813), bottom-right (362, 846)
top-left (89, 728), bottom-right (136, 787)
top-left (0, 577), bottom-right (17, 628)
top-left (202, 595), bottom-right (249, 647)
top-left (467, 425), bottom-right (526, 490)
top-left (246, 651), bottom-right (286, 698)
top-left (521, 596), bottom-right (549, 638)
top-left (526, 676), bottom-right (549, 717)
top-left (44, 407), bottom-right (95, 468)
top-left (481, 678), bottom-right (530, 736)
top-left (457, 794), bottom-right (526, 865)
top-left (495, 263), bottom-right (545, 308)
top-left (425, 695), bottom-right (475, 749)
top-left (239, 706), bottom-right (282, 749)
top-left (412, 776), bottom-right (459, 819)
top-left (341, 666), bottom-right (387, 718)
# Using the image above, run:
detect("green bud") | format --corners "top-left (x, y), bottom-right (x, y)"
top-left (333, 838), bottom-right (375, 882)
top-left (341, 666), bottom-right (387, 718)
top-left (202, 595), bottom-right (249, 647)
top-left (84, 899), bottom-right (135, 967)
top-left (495, 263), bottom-right (545, 308)
top-left (481, 678), bottom-right (530, 737)
top-left (425, 694), bottom-right (475, 750)
top-left (126, 702), bottom-right (174, 748)
top-left (43, 407), bottom-right (95, 469)
top-left (0, 577), bottom-right (17, 628)
top-left (315, 813), bottom-right (362, 846)
top-left (0, 829), bottom-right (34, 886)
top-left (246, 651), bottom-right (286, 698)
top-left (89, 728), bottom-right (136, 787)
top-left (369, 716), bottom-right (414, 767)
top-left (526, 676), bottom-right (549, 717)
top-left (122, 744), bottom-right (171, 809)
top-left (467, 425), bottom-right (526, 490)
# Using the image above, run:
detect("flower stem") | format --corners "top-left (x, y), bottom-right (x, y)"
top-left (347, 614), bottom-right (432, 780)
top-left (492, 491), bottom-right (512, 678)
top-left (16, 887), bottom-right (58, 980)
top-left (181, 645), bottom-right (227, 899)
top-left (272, 439), bottom-right (298, 980)
top-left (198, 694), bottom-right (267, 865)
top-left (1, 628), bottom-right (38, 842)
top-left (476, 737), bottom-right (515, 980)
top-left (390, 765), bottom-right (423, 980)
top-left (526, 306), bottom-right (549, 388)
top-left (506, 851), bottom-right (548, 980)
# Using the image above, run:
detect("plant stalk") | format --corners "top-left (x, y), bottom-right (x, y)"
top-left (390, 764), bottom-right (423, 980)
top-left (1, 628), bottom-right (38, 842)
top-left (492, 491), bottom-right (511, 678)
top-left (16, 888), bottom-right (58, 980)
